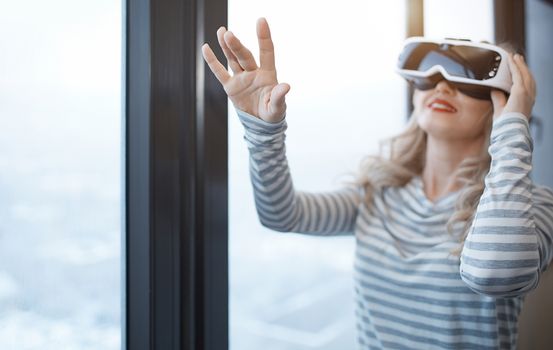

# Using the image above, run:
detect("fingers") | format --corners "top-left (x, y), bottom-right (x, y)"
top-left (202, 43), bottom-right (230, 84)
top-left (499, 54), bottom-right (535, 119)
top-left (224, 30), bottom-right (258, 71)
top-left (514, 54), bottom-right (537, 98)
top-left (257, 17), bottom-right (276, 71)
top-left (216, 26), bottom-right (243, 74)
top-left (509, 53), bottom-right (536, 99)
top-left (508, 53), bottom-right (523, 91)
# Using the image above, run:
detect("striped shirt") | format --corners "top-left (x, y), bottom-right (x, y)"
top-left (237, 108), bottom-right (553, 350)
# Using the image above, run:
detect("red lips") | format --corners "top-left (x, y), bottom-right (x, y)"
top-left (428, 98), bottom-right (457, 112)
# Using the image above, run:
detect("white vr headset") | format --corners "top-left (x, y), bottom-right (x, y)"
top-left (396, 37), bottom-right (513, 100)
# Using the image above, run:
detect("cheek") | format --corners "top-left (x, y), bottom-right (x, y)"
top-left (463, 101), bottom-right (493, 124)
top-left (457, 103), bottom-right (493, 136)
top-left (415, 110), bottom-right (436, 133)
top-left (412, 91), bottom-right (429, 114)
top-left (468, 102), bottom-right (493, 118)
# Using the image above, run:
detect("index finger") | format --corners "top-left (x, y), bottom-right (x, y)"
top-left (202, 43), bottom-right (231, 84)
top-left (257, 17), bottom-right (276, 71)
top-left (508, 53), bottom-right (523, 90)
top-left (515, 55), bottom-right (537, 98)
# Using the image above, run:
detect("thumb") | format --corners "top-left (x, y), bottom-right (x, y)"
top-left (491, 89), bottom-right (507, 110)
top-left (269, 83), bottom-right (290, 109)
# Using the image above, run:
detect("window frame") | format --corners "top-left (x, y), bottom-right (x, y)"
top-left (126, 0), bottom-right (228, 348)
top-left (406, 0), bottom-right (424, 116)
top-left (494, 0), bottom-right (525, 51)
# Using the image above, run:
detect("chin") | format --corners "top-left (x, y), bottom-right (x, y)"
top-left (417, 114), bottom-right (463, 139)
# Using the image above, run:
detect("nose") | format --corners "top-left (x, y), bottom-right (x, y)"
top-left (434, 79), bottom-right (456, 95)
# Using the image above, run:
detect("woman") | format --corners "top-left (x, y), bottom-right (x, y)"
top-left (202, 18), bottom-right (553, 349)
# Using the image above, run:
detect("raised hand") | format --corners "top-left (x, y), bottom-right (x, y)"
top-left (491, 53), bottom-right (536, 121)
top-left (202, 17), bottom-right (290, 123)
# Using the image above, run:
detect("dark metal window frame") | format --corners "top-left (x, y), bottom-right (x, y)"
top-left (494, 0), bottom-right (526, 52)
top-left (126, 0), bottom-right (228, 348)
top-left (406, 0), bottom-right (424, 116)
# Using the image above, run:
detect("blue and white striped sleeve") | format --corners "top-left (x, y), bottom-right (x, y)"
top-left (460, 112), bottom-right (553, 298)
top-left (237, 108), bottom-right (361, 236)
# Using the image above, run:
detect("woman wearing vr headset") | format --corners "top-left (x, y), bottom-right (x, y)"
top-left (202, 18), bottom-right (553, 349)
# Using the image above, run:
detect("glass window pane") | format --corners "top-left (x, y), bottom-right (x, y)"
top-left (228, 1), bottom-right (406, 349)
top-left (0, 1), bottom-right (122, 349)
top-left (424, 0), bottom-right (494, 42)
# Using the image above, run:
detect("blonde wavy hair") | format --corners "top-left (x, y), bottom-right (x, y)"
top-left (351, 102), bottom-right (494, 255)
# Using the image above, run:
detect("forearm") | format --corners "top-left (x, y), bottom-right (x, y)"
top-left (238, 108), bottom-right (359, 235)
top-left (460, 113), bottom-right (540, 297)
